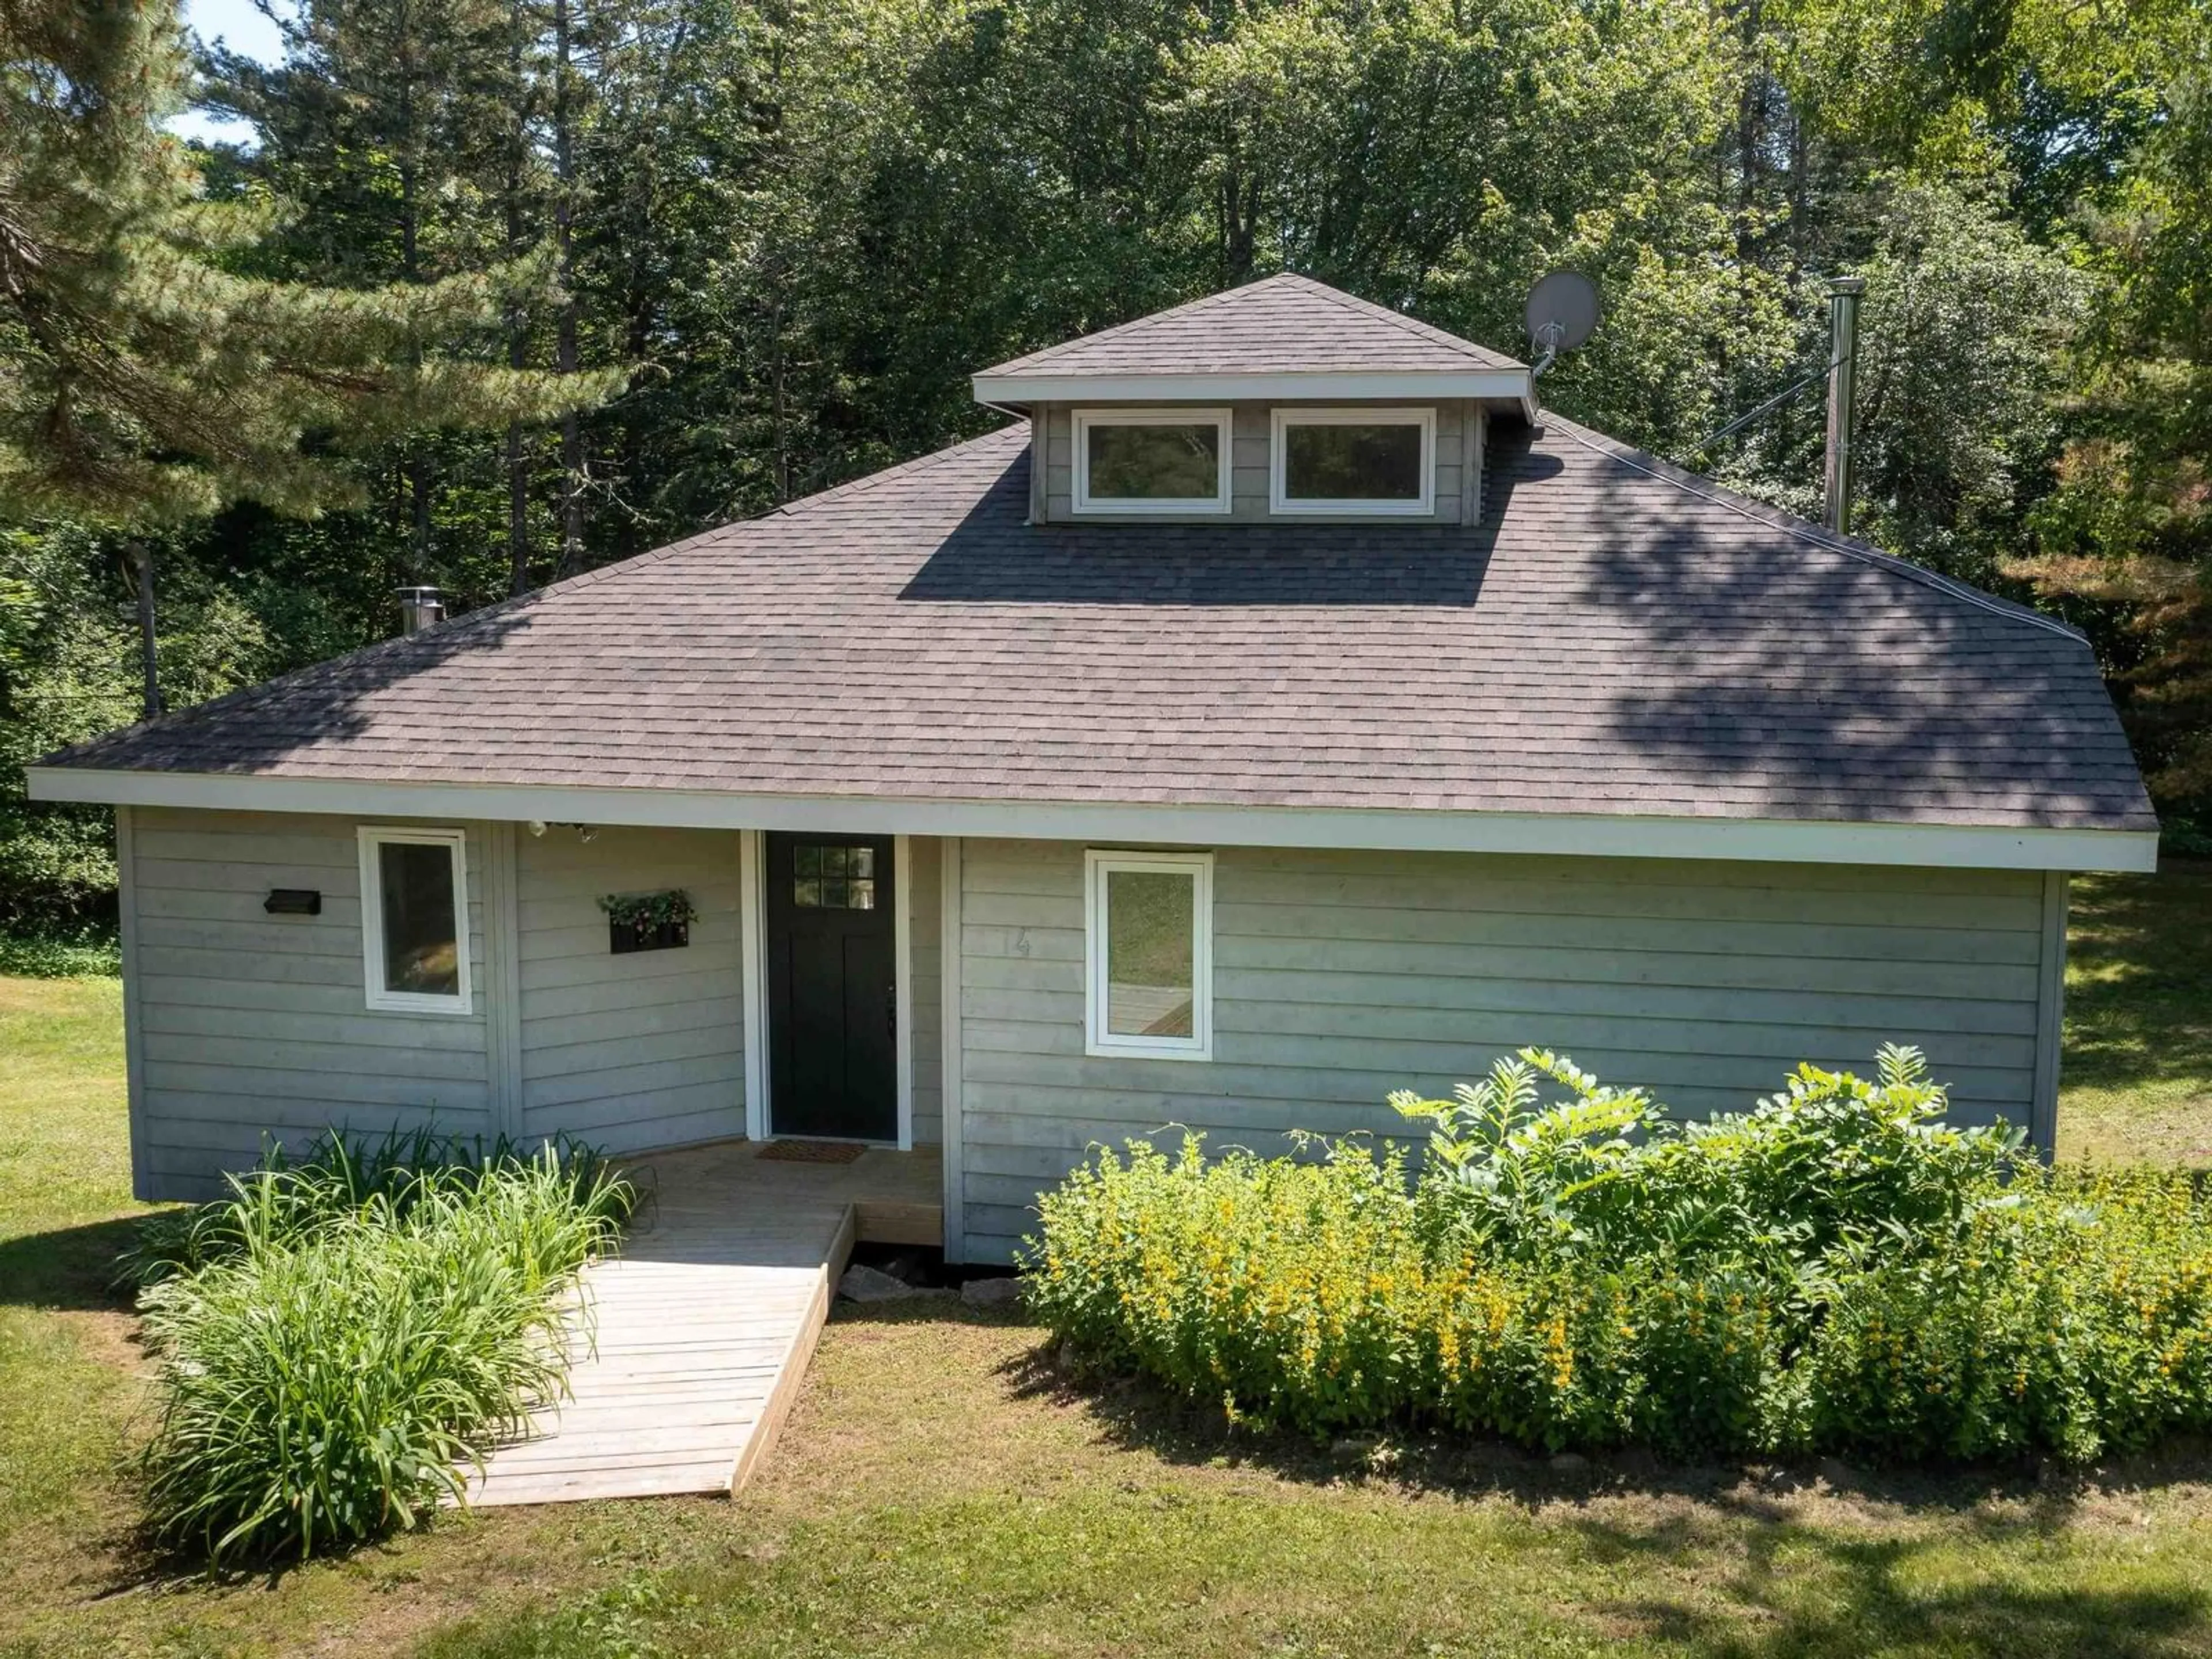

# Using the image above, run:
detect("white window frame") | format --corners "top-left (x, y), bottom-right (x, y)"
top-left (1270, 406), bottom-right (1436, 516)
top-left (1071, 408), bottom-right (1234, 516)
top-left (1084, 849), bottom-right (1214, 1061)
top-left (357, 825), bottom-right (473, 1016)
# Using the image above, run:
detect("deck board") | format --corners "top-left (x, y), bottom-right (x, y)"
top-left (464, 1138), bottom-right (939, 1507)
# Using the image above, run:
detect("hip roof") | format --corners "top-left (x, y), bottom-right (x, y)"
top-left (35, 416), bottom-right (2155, 840)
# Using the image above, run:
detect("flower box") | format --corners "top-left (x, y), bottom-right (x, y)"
top-left (609, 916), bottom-right (688, 955)
top-left (599, 889), bottom-right (698, 955)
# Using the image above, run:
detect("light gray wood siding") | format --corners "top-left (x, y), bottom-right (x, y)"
top-left (952, 840), bottom-right (2055, 1263)
top-left (908, 835), bottom-right (944, 1145)
top-left (127, 806), bottom-right (495, 1198)
top-left (118, 809), bottom-right (959, 1199)
top-left (516, 825), bottom-right (745, 1153)
top-left (1042, 401), bottom-right (1472, 524)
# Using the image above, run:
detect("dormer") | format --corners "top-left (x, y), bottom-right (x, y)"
top-left (971, 274), bottom-right (1536, 527)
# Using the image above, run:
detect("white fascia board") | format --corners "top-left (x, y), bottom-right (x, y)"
top-left (28, 765), bottom-right (2160, 873)
top-left (972, 369), bottom-right (1532, 406)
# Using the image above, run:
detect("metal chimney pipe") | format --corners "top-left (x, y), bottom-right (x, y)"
top-left (1824, 276), bottom-right (1865, 537)
top-left (396, 586), bottom-right (445, 634)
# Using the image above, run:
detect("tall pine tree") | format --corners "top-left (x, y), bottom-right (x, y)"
top-left (1, 0), bottom-right (612, 527)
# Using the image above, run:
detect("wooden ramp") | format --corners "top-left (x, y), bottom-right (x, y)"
top-left (465, 1140), bottom-right (940, 1507)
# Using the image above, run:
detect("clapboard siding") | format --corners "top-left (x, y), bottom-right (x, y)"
top-left (908, 835), bottom-right (944, 1145)
top-left (1042, 401), bottom-right (1470, 524)
top-left (118, 809), bottom-right (954, 1197)
top-left (516, 826), bottom-right (745, 1153)
top-left (953, 839), bottom-right (2054, 1263)
top-left (128, 807), bottom-right (494, 1199)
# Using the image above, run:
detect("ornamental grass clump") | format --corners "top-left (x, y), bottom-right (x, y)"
top-left (132, 1133), bottom-right (632, 1564)
top-left (122, 1124), bottom-right (635, 1288)
top-left (1022, 1048), bottom-right (2212, 1465)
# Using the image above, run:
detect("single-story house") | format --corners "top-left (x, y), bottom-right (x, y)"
top-left (29, 274), bottom-right (2157, 1264)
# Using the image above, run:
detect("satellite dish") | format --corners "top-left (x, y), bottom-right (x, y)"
top-left (1524, 271), bottom-right (1600, 374)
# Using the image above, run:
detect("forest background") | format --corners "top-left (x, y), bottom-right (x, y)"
top-left (3, 0), bottom-right (2206, 933)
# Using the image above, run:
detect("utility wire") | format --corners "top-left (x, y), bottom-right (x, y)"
top-left (1687, 354), bottom-right (1839, 451)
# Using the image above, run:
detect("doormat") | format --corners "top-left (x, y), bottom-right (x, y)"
top-left (756, 1139), bottom-right (868, 1164)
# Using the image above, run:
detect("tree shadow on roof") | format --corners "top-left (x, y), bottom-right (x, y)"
top-left (895, 444), bottom-right (1550, 608)
top-left (1545, 428), bottom-right (2142, 831)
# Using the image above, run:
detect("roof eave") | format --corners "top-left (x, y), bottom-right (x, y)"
top-left (971, 368), bottom-right (1536, 408)
top-left (28, 764), bottom-right (2160, 874)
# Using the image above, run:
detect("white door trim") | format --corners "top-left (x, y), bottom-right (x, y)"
top-left (741, 828), bottom-right (907, 1147)
top-left (739, 828), bottom-right (768, 1141)
top-left (894, 832), bottom-right (914, 1151)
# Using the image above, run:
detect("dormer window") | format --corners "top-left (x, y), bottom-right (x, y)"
top-left (1271, 407), bottom-right (1435, 516)
top-left (1071, 408), bottom-right (1232, 516)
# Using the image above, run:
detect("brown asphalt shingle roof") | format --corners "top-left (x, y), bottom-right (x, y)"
top-left (978, 274), bottom-right (1528, 378)
top-left (40, 415), bottom-right (2153, 833)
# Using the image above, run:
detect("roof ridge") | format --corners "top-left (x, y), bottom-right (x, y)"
top-left (1292, 278), bottom-right (1517, 368)
top-left (1540, 414), bottom-right (2087, 645)
top-left (978, 273), bottom-right (1528, 377)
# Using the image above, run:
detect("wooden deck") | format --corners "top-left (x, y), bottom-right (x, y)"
top-left (465, 1139), bottom-right (942, 1507)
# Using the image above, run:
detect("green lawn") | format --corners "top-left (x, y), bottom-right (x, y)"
top-left (2058, 862), bottom-right (2212, 1165)
top-left (2, 862), bottom-right (2210, 1657)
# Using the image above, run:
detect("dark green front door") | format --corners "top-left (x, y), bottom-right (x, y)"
top-left (765, 833), bottom-right (897, 1141)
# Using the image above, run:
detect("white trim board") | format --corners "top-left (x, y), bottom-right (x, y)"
top-left (893, 832), bottom-right (914, 1151)
top-left (938, 836), bottom-right (965, 1260)
top-left (32, 767), bottom-right (2158, 873)
top-left (973, 369), bottom-right (1532, 406)
top-left (356, 825), bottom-right (474, 1016)
top-left (115, 805), bottom-right (153, 1202)
top-left (2029, 869), bottom-right (2070, 1157)
top-left (738, 829), bottom-right (769, 1141)
top-left (480, 820), bottom-right (525, 1137)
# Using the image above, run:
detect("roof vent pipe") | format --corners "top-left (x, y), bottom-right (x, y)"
top-left (396, 586), bottom-right (445, 634)
top-left (1823, 277), bottom-right (1865, 538)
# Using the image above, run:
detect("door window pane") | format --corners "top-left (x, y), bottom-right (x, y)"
top-left (1105, 869), bottom-right (1195, 1037)
top-left (795, 844), bottom-right (880, 910)
top-left (378, 840), bottom-right (459, 997)
top-left (1086, 422), bottom-right (1221, 501)
top-left (1283, 421), bottom-right (1424, 501)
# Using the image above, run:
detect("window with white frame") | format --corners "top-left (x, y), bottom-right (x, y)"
top-left (358, 827), bottom-right (472, 1014)
top-left (1271, 407), bottom-right (1435, 515)
top-left (1071, 408), bottom-right (1233, 515)
top-left (1085, 849), bottom-right (1213, 1059)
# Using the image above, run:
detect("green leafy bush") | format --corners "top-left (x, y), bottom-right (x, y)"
top-left (1022, 1049), bottom-right (2212, 1464)
top-left (133, 1133), bottom-right (633, 1563)
top-left (0, 923), bottom-right (120, 978)
top-left (1392, 1044), bottom-right (2018, 1273)
top-left (1802, 1170), bottom-right (2212, 1463)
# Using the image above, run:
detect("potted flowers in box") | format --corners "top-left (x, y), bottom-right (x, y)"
top-left (598, 889), bottom-right (698, 955)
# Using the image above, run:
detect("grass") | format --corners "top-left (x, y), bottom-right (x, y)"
top-left (0, 861), bottom-right (2209, 1656)
top-left (2059, 860), bottom-right (2212, 1165)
